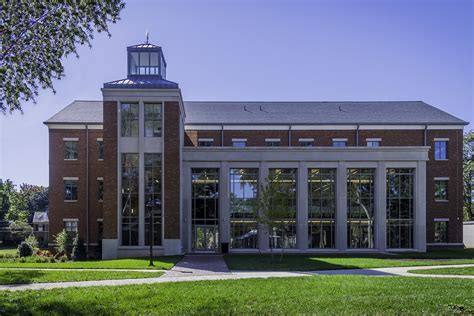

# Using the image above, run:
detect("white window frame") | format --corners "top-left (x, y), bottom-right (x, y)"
top-left (434, 177), bottom-right (449, 202)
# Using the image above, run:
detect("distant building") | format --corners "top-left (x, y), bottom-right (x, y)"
top-left (32, 212), bottom-right (49, 246)
top-left (44, 42), bottom-right (468, 259)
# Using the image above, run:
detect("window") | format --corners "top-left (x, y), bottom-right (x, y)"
top-left (198, 139), bottom-right (213, 147)
top-left (434, 141), bottom-right (448, 160)
top-left (230, 168), bottom-right (259, 249)
top-left (386, 168), bottom-right (414, 249)
top-left (97, 178), bottom-right (104, 202)
top-left (333, 139), bottom-right (347, 147)
top-left (144, 103), bottom-right (162, 137)
top-left (268, 168), bottom-right (297, 249)
top-left (97, 140), bottom-right (104, 160)
top-left (64, 141), bottom-right (78, 160)
top-left (367, 140), bottom-right (381, 147)
top-left (347, 169), bottom-right (375, 249)
top-left (232, 139), bottom-right (247, 148)
top-left (434, 221), bottom-right (448, 243)
top-left (64, 221), bottom-right (78, 234)
top-left (121, 153), bottom-right (139, 246)
top-left (121, 103), bottom-right (139, 137)
top-left (129, 51), bottom-right (160, 75)
top-left (308, 168), bottom-right (336, 249)
top-left (265, 139), bottom-right (280, 147)
top-left (64, 179), bottom-right (78, 201)
top-left (434, 179), bottom-right (448, 201)
top-left (145, 153), bottom-right (162, 246)
top-left (299, 139), bottom-right (314, 147)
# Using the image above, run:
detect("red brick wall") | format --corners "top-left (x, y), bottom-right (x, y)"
top-left (290, 130), bottom-right (356, 146)
top-left (358, 130), bottom-right (424, 146)
top-left (164, 102), bottom-right (181, 239)
top-left (103, 101), bottom-right (118, 239)
top-left (48, 127), bottom-right (103, 246)
top-left (224, 130), bottom-right (290, 146)
top-left (185, 130), bottom-right (222, 146)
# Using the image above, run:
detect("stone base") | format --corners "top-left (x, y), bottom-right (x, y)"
top-left (164, 239), bottom-right (182, 255)
top-left (102, 239), bottom-right (118, 259)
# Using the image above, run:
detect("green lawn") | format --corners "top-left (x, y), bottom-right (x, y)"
top-left (224, 249), bottom-right (474, 271)
top-left (0, 247), bottom-right (17, 256)
top-left (409, 266), bottom-right (474, 276)
top-left (0, 276), bottom-right (473, 314)
top-left (0, 256), bottom-right (181, 270)
top-left (0, 270), bottom-right (163, 285)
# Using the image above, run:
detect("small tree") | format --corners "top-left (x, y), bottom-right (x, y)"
top-left (463, 130), bottom-right (473, 221)
top-left (257, 173), bottom-right (296, 262)
top-left (54, 229), bottom-right (72, 257)
top-left (17, 241), bottom-right (33, 257)
top-left (25, 234), bottom-right (39, 250)
top-left (8, 221), bottom-right (33, 244)
top-left (71, 235), bottom-right (86, 261)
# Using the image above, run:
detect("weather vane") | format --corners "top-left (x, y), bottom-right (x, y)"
top-left (145, 29), bottom-right (149, 44)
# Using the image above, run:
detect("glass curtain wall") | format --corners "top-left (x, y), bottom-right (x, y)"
top-left (347, 169), bottom-right (375, 249)
top-left (308, 169), bottom-right (336, 248)
top-left (121, 153), bottom-right (139, 246)
top-left (268, 168), bottom-right (297, 249)
top-left (191, 169), bottom-right (220, 251)
top-left (145, 153), bottom-right (162, 246)
top-left (386, 168), bottom-right (414, 249)
top-left (230, 168), bottom-right (259, 249)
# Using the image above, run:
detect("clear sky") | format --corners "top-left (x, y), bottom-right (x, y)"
top-left (0, 0), bottom-right (472, 186)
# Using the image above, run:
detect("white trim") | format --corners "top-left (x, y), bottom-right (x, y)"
top-left (184, 124), bottom-right (465, 131)
top-left (185, 125), bottom-right (221, 130)
top-left (428, 125), bottom-right (464, 130)
top-left (359, 125), bottom-right (425, 130)
top-left (97, 218), bottom-right (103, 222)
top-left (48, 124), bottom-right (103, 130)
top-left (63, 177), bottom-right (78, 180)
top-left (97, 177), bottom-right (104, 180)
top-left (434, 177), bottom-right (449, 180)
top-left (265, 138), bottom-right (281, 142)
top-left (63, 218), bottom-right (79, 222)
top-left (298, 138), bottom-right (314, 142)
top-left (64, 200), bottom-right (78, 203)
top-left (434, 218), bottom-right (450, 222)
top-left (96, 138), bottom-right (103, 141)
top-left (232, 138), bottom-right (247, 142)
top-left (224, 125), bottom-right (289, 131)
top-left (64, 159), bottom-right (78, 161)
top-left (434, 138), bottom-right (449, 141)
top-left (427, 242), bottom-right (464, 246)
top-left (292, 125), bottom-right (357, 131)
top-left (198, 138), bottom-right (214, 142)
top-left (434, 199), bottom-right (449, 203)
top-left (332, 138), bottom-right (348, 141)
top-left (366, 138), bottom-right (382, 141)
top-left (63, 137), bottom-right (79, 141)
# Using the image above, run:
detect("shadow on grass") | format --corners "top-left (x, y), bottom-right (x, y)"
top-left (0, 270), bottom-right (45, 285)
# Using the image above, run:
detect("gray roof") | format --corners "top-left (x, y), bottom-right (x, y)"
top-left (103, 76), bottom-right (179, 89)
top-left (44, 100), bottom-right (103, 125)
top-left (32, 212), bottom-right (49, 223)
top-left (184, 101), bottom-right (468, 125)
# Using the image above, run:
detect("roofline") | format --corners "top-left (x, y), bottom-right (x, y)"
top-left (43, 121), bottom-right (103, 126)
top-left (184, 121), bottom-right (469, 126)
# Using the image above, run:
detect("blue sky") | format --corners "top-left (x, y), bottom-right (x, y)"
top-left (0, 0), bottom-right (472, 186)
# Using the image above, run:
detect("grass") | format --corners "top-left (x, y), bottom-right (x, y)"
top-left (0, 256), bottom-right (181, 270)
top-left (0, 270), bottom-right (163, 285)
top-left (0, 275), bottom-right (473, 314)
top-left (224, 249), bottom-right (474, 271)
top-left (409, 266), bottom-right (474, 276)
top-left (0, 247), bottom-right (17, 256)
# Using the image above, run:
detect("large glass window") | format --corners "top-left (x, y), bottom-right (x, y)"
top-left (308, 169), bottom-right (336, 249)
top-left (64, 180), bottom-right (78, 201)
top-left (347, 168), bottom-right (375, 248)
top-left (230, 168), bottom-right (258, 249)
top-left (191, 169), bottom-right (219, 251)
top-left (64, 141), bottom-right (78, 160)
top-left (434, 141), bottom-right (448, 160)
top-left (121, 153), bottom-right (139, 246)
top-left (64, 220), bottom-right (78, 235)
top-left (121, 103), bottom-right (139, 137)
top-left (435, 179), bottom-right (448, 201)
top-left (268, 168), bottom-right (297, 249)
top-left (144, 103), bottom-right (162, 137)
top-left (129, 51), bottom-right (160, 75)
top-left (386, 168), bottom-right (414, 249)
top-left (434, 221), bottom-right (448, 243)
top-left (97, 140), bottom-right (104, 160)
top-left (145, 153), bottom-right (162, 246)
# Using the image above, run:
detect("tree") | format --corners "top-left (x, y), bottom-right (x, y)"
top-left (257, 172), bottom-right (296, 262)
top-left (71, 235), bottom-right (86, 261)
top-left (8, 221), bottom-right (33, 245)
top-left (463, 130), bottom-right (473, 221)
top-left (1, 0), bottom-right (125, 113)
top-left (0, 179), bottom-right (15, 220)
top-left (4, 183), bottom-right (48, 222)
top-left (54, 229), bottom-right (72, 257)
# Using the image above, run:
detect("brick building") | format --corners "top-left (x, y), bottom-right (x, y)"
top-left (44, 42), bottom-right (468, 259)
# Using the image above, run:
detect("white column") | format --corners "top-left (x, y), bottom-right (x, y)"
top-left (336, 162), bottom-right (347, 251)
top-left (182, 164), bottom-right (191, 253)
top-left (415, 161), bottom-right (427, 251)
top-left (297, 162), bottom-right (308, 251)
top-left (375, 162), bottom-right (386, 251)
top-left (220, 161), bottom-right (230, 245)
top-left (259, 162), bottom-right (269, 252)
top-left (138, 100), bottom-right (145, 246)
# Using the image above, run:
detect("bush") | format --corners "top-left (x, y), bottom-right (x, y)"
top-left (58, 255), bottom-right (68, 262)
top-left (54, 229), bottom-right (72, 257)
top-left (24, 235), bottom-right (38, 250)
top-left (17, 242), bottom-right (33, 257)
top-left (71, 235), bottom-right (86, 261)
top-left (35, 249), bottom-right (53, 258)
top-left (9, 221), bottom-right (33, 245)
